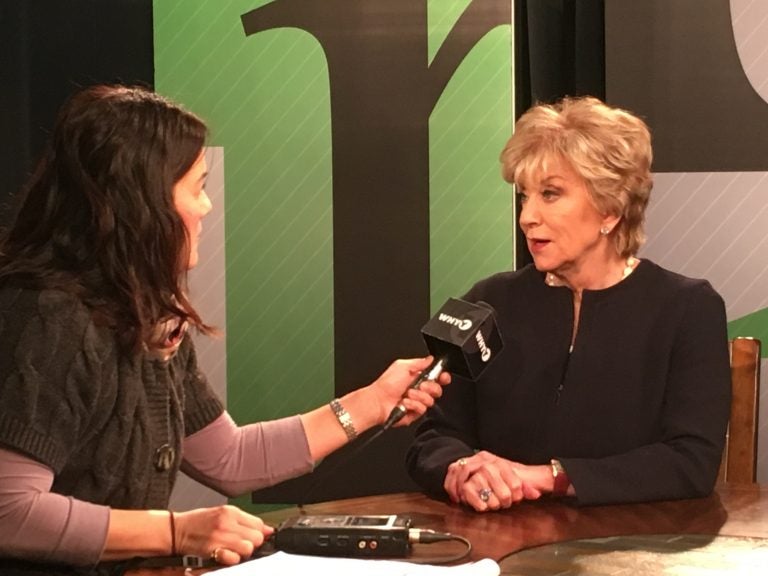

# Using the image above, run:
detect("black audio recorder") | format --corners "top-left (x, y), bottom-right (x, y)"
top-left (273, 514), bottom-right (412, 558)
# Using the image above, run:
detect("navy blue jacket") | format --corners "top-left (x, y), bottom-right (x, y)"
top-left (407, 260), bottom-right (731, 505)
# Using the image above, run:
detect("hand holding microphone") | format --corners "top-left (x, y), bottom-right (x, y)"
top-left (382, 298), bottom-right (504, 430)
top-left (366, 356), bottom-right (450, 430)
top-left (381, 358), bottom-right (447, 428)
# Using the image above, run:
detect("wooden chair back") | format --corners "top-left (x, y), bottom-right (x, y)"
top-left (718, 337), bottom-right (761, 484)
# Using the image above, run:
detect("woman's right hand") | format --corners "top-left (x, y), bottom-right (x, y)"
top-left (174, 505), bottom-right (274, 565)
top-left (367, 355), bottom-right (450, 427)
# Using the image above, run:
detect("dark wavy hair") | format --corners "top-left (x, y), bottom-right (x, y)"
top-left (0, 85), bottom-right (213, 351)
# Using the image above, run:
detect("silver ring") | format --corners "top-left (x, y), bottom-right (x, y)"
top-left (211, 547), bottom-right (223, 563)
top-left (479, 487), bottom-right (493, 502)
top-left (457, 458), bottom-right (468, 467)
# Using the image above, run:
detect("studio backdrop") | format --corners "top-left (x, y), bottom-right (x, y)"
top-left (606, 0), bottom-right (768, 482)
top-left (154, 0), bottom-right (516, 509)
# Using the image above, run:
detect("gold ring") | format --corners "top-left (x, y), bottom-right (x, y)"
top-left (458, 458), bottom-right (468, 467)
top-left (211, 547), bottom-right (223, 563)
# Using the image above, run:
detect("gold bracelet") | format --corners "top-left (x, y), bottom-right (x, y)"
top-left (329, 398), bottom-right (358, 441)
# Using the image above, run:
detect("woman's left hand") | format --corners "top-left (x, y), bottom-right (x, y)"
top-left (444, 451), bottom-right (549, 512)
top-left (369, 356), bottom-right (450, 427)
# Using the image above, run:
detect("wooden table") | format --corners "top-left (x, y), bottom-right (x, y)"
top-left (131, 483), bottom-right (768, 574)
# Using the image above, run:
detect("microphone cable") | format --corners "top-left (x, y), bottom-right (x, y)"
top-left (402, 529), bottom-right (473, 564)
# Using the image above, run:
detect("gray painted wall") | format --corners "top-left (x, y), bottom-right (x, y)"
top-left (170, 147), bottom-right (228, 510)
top-left (641, 172), bottom-right (768, 483)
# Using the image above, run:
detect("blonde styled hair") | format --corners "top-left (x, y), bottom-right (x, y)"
top-left (500, 96), bottom-right (653, 257)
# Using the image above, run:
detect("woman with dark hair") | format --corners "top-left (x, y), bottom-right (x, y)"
top-left (0, 85), bottom-right (449, 575)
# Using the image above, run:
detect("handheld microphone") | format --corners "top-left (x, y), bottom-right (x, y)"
top-left (382, 298), bottom-right (503, 429)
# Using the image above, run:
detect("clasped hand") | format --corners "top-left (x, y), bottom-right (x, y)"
top-left (443, 451), bottom-right (549, 512)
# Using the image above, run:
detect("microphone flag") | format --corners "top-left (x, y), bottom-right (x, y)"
top-left (420, 298), bottom-right (503, 380)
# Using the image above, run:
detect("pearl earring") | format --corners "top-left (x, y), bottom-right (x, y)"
top-left (600, 226), bottom-right (610, 235)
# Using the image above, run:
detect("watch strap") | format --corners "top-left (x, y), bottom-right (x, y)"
top-left (550, 458), bottom-right (570, 496)
top-left (329, 398), bottom-right (358, 441)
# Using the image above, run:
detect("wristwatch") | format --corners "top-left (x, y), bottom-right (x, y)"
top-left (550, 458), bottom-right (570, 496)
top-left (329, 398), bottom-right (358, 441)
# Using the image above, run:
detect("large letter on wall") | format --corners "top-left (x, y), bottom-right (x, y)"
top-left (241, 0), bottom-right (511, 395)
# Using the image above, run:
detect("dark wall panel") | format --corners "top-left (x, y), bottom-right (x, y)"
top-left (0, 0), bottom-right (153, 227)
top-left (606, 0), bottom-right (768, 172)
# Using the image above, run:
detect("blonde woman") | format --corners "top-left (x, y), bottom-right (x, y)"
top-left (407, 96), bottom-right (730, 511)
